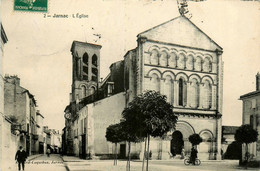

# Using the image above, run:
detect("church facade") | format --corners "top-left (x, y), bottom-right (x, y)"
top-left (63, 16), bottom-right (224, 160)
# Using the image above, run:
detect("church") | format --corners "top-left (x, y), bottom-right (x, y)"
top-left (63, 15), bottom-right (224, 160)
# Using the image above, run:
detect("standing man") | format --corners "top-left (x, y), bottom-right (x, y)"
top-left (15, 146), bottom-right (27, 171)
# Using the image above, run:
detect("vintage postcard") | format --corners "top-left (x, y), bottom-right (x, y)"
top-left (1, 0), bottom-right (260, 171)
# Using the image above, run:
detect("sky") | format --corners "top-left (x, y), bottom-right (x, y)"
top-left (1, 0), bottom-right (260, 132)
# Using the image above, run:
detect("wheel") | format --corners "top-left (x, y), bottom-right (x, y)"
top-left (184, 159), bottom-right (190, 165)
top-left (195, 159), bottom-right (201, 165)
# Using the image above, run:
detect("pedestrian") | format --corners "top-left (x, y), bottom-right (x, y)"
top-left (47, 148), bottom-right (51, 157)
top-left (190, 146), bottom-right (198, 165)
top-left (15, 146), bottom-right (27, 171)
top-left (181, 147), bottom-right (185, 159)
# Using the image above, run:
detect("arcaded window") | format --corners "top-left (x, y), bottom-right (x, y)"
top-left (160, 51), bottom-right (168, 67)
top-left (165, 76), bottom-right (173, 103)
top-left (190, 78), bottom-right (199, 108)
top-left (195, 56), bottom-right (202, 71)
top-left (178, 78), bottom-right (187, 106)
top-left (186, 55), bottom-right (194, 70)
top-left (203, 58), bottom-right (212, 72)
top-left (169, 52), bottom-right (177, 68)
top-left (203, 80), bottom-right (212, 109)
top-left (177, 54), bottom-right (185, 69)
top-left (151, 49), bottom-right (159, 65)
top-left (150, 73), bottom-right (160, 92)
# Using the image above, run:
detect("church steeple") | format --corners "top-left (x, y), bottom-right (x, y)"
top-left (70, 41), bottom-right (101, 102)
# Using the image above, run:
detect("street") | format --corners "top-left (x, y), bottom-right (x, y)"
top-left (62, 156), bottom-right (259, 171)
top-left (24, 154), bottom-right (67, 171)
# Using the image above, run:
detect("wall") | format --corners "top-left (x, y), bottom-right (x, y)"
top-left (92, 92), bottom-right (125, 155)
top-left (242, 95), bottom-right (260, 160)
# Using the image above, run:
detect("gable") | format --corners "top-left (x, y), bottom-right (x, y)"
top-left (138, 16), bottom-right (222, 51)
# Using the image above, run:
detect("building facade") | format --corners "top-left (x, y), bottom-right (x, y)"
top-left (240, 73), bottom-right (260, 161)
top-left (64, 16), bottom-right (223, 160)
top-left (4, 75), bottom-right (38, 155)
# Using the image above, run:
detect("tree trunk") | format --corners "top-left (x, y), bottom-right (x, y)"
top-left (116, 143), bottom-right (118, 165)
top-left (127, 141), bottom-right (131, 171)
top-left (115, 143), bottom-right (117, 165)
top-left (146, 135), bottom-right (150, 171)
top-left (245, 143), bottom-right (248, 169)
top-left (142, 136), bottom-right (147, 171)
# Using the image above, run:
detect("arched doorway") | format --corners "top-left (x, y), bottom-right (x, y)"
top-left (170, 131), bottom-right (184, 156)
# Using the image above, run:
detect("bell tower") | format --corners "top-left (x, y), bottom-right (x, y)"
top-left (70, 41), bottom-right (101, 102)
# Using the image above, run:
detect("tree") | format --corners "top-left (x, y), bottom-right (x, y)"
top-left (235, 124), bottom-right (258, 163)
top-left (188, 133), bottom-right (202, 147)
top-left (119, 120), bottom-right (143, 171)
top-left (105, 123), bottom-right (123, 165)
top-left (122, 90), bottom-right (178, 171)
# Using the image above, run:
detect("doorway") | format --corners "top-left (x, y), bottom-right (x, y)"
top-left (170, 131), bottom-right (184, 156)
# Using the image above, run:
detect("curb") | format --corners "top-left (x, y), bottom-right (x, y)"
top-left (28, 154), bottom-right (43, 161)
top-left (60, 155), bottom-right (70, 171)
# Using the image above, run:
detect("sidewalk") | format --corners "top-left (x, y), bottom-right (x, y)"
top-left (61, 155), bottom-right (86, 162)
top-left (27, 154), bottom-right (43, 161)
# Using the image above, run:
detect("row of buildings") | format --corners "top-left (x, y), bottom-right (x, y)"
top-left (4, 75), bottom-right (61, 155)
top-left (62, 14), bottom-right (259, 162)
top-left (0, 24), bottom-right (61, 171)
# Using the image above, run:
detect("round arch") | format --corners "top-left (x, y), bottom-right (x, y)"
top-left (199, 129), bottom-right (214, 141)
top-left (188, 74), bottom-right (201, 83)
top-left (147, 69), bottom-right (162, 78)
top-left (162, 71), bottom-right (175, 80)
top-left (167, 120), bottom-right (195, 139)
top-left (201, 75), bottom-right (215, 85)
top-left (176, 72), bottom-right (189, 81)
top-left (148, 45), bottom-right (160, 52)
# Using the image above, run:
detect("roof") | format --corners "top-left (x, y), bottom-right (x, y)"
top-left (70, 40), bottom-right (102, 52)
top-left (138, 16), bottom-right (222, 51)
top-left (240, 90), bottom-right (260, 100)
top-left (222, 126), bottom-right (239, 134)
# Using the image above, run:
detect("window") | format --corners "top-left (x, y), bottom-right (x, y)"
top-left (81, 85), bottom-right (87, 98)
top-left (169, 52), bottom-right (177, 67)
top-left (150, 73), bottom-right (160, 92)
top-left (83, 53), bottom-right (89, 65)
top-left (178, 78), bottom-right (187, 106)
top-left (177, 54), bottom-right (185, 69)
top-left (195, 57), bottom-right (202, 71)
top-left (203, 81), bottom-right (212, 109)
top-left (92, 54), bottom-right (98, 67)
top-left (160, 51), bottom-right (168, 66)
top-left (165, 76), bottom-right (173, 103)
top-left (187, 55), bottom-right (194, 70)
top-left (190, 78), bottom-right (199, 108)
top-left (151, 50), bottom-right (159, 65)
top-left (203, 58), bottom-right (212, 72)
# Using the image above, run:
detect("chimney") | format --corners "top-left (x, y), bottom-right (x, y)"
top-left (256, 72), bottom-right (260, 91)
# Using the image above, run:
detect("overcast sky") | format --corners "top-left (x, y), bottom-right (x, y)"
top-left (1, 0), bottom-right (260, 132)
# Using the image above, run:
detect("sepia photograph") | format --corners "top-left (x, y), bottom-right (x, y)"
top-left (1, 0), bottom-right (260, 170)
